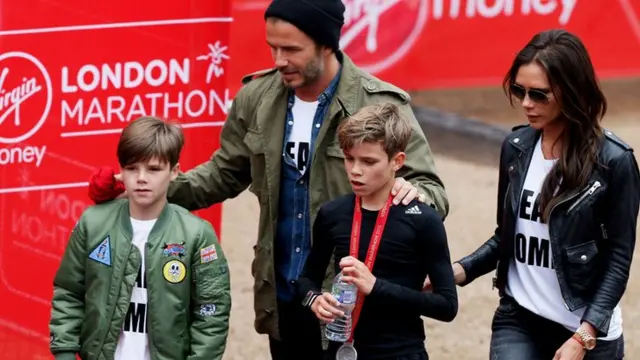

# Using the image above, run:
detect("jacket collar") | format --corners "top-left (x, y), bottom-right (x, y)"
top-left (330, 52), bottom-right (362, 118)
top-left (508, 125), bottom-right (541, 153)
top-left (118, 200), bottom-right (172, 241)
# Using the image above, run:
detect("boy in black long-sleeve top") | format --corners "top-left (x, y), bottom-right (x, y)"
top-left (296, 103), bottom-right (458, 360)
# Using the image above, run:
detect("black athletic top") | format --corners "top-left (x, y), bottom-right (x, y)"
top-left (296, 194), bottom-right (458, 359)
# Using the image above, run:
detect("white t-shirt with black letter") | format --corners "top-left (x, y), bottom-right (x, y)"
top-left (505, 138), bottom-right (622, 340)
top-left (114, 218), bottom-right (156, 360)
top-left (284, 96), bottom-right (318, 174)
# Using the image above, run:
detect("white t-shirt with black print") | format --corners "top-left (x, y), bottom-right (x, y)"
top-left (285, 96), bottom-right (318, 174)
top-left (114, 218), bottom-right (157, 360)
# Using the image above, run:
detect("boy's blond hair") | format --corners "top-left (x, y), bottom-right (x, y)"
top-left (337, 103), bottom-right (412, 158)
top-left (117, 116), bottom-right (185, 168)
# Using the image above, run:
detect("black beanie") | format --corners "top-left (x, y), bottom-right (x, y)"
top-left (264, 0), bottom-right (345, 52)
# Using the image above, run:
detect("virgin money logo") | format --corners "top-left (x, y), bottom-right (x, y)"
top-left (0, 52), bottom-right (52, 145)
top-left (340, 0), bottom-right (427, 74)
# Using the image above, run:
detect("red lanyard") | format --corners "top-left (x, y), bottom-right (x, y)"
top-left (347, 194), bottom-right (393, 343)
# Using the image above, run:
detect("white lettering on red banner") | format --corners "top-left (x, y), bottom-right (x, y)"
top-left (341, 0), bottom-right (577, 74)
top-left (0, 42), bottom-right (231, 169)
top-left (430, 0), bottom-right (576, 23)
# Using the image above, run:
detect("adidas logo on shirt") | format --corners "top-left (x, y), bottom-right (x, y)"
top-left (405, 205), bottom-right (422, 215)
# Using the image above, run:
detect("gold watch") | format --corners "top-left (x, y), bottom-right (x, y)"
top-left (575, 326), bottom-right (596, 350)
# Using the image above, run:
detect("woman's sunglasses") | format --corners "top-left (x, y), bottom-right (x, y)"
top-left (509, 83), bottom-right (551, 104)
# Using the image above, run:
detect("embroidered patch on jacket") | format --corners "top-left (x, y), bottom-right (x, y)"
top-left (88, 235), bottom-right (112, 266)
top-left (163, 260), bottom-right (187, 284)
top-left (200, 244), bottom-right (218, 264)
top-left (163, 242), bottom-right (186, 258)
top-left (199, 304), bottom-right (216, 316)
top-left (219, 264), bottom-right (228, 274)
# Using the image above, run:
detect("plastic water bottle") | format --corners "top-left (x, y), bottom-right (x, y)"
top-left (325, 272), bottom-right (358, 342)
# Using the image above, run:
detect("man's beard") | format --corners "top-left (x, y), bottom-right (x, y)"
top-left (283, 56), bottom-right (324, 89)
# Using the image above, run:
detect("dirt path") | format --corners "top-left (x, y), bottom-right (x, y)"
top-left (219, 78), bottom-right (640, 360)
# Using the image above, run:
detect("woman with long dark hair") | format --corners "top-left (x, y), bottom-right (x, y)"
top-left (428, 29), bottom-right (640, 359)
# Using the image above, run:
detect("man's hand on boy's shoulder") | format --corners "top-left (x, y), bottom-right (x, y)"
top-left (391, 177), bottom-right (426, 206)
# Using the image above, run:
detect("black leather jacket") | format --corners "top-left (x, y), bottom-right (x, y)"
top-left (457, 124), bottom-right (640, 337)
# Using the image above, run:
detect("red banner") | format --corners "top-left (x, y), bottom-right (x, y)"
top-left (0, 1), bottom-right (230, 357)
top-left (230, 0), bottom-right (640, 93)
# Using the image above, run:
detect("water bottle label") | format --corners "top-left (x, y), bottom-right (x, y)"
top-left (342, 289), bottom-right (355, 304)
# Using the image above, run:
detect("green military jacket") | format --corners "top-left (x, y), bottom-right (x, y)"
top-left (49, 199), bottom-right (231, 360)
top-left (167, 53), bottom-right (448, 339)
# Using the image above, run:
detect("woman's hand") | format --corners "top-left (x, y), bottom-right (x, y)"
top-left (423, 262), bottom-right (466, 292)
top-left (553, 323), bottom-right (595, 360)
top-left (552, 336), bottom-right (586, 360)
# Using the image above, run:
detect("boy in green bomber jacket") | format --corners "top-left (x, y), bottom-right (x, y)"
top-left (49, 116), bottom-right (231, 360)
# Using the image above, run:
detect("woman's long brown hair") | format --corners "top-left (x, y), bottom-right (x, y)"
top-left (503, 29), bottom-right (608, 222)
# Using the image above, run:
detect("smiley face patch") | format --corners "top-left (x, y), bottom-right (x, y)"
top-left (163, 260), bottom-right (186, 284)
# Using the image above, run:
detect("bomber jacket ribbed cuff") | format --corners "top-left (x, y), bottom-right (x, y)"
top-left (54, 352), bottom-right (77, 360)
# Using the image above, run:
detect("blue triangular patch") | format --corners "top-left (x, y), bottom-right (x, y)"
top-left (89, 235), bottom-right (112, 266)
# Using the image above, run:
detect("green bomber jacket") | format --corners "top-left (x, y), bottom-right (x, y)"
top-left (49, 199), bottom-right (231, 360)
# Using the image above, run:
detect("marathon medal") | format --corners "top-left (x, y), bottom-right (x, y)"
top-left (336, 342), bottom-right (357, 360)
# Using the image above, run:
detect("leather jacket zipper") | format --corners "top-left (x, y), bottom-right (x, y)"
top-left (547, 180), bottom-right (601, 311)
top-left (566, 181), bottom-right (602, 214)
top-left (551, 182), bottom-right (595, 217)
top-left (600, 223), bottom-right (608, 239)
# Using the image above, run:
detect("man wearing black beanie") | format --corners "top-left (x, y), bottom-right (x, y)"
top-left (264, 0), bottom-right (345, 53)
top-left (261, 0), bottom-right (347, 99)
top-left (83, 1), bottom-right (450, 360)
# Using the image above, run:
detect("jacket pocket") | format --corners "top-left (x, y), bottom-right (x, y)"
top-left (564, 240), bottom-right (599, 293)
top-left (565, 241), bottom-right (599, 264)
top-left (243, 129), bottom-right (267, 195)
top-left (194, 265), bottom-right (222, 301)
